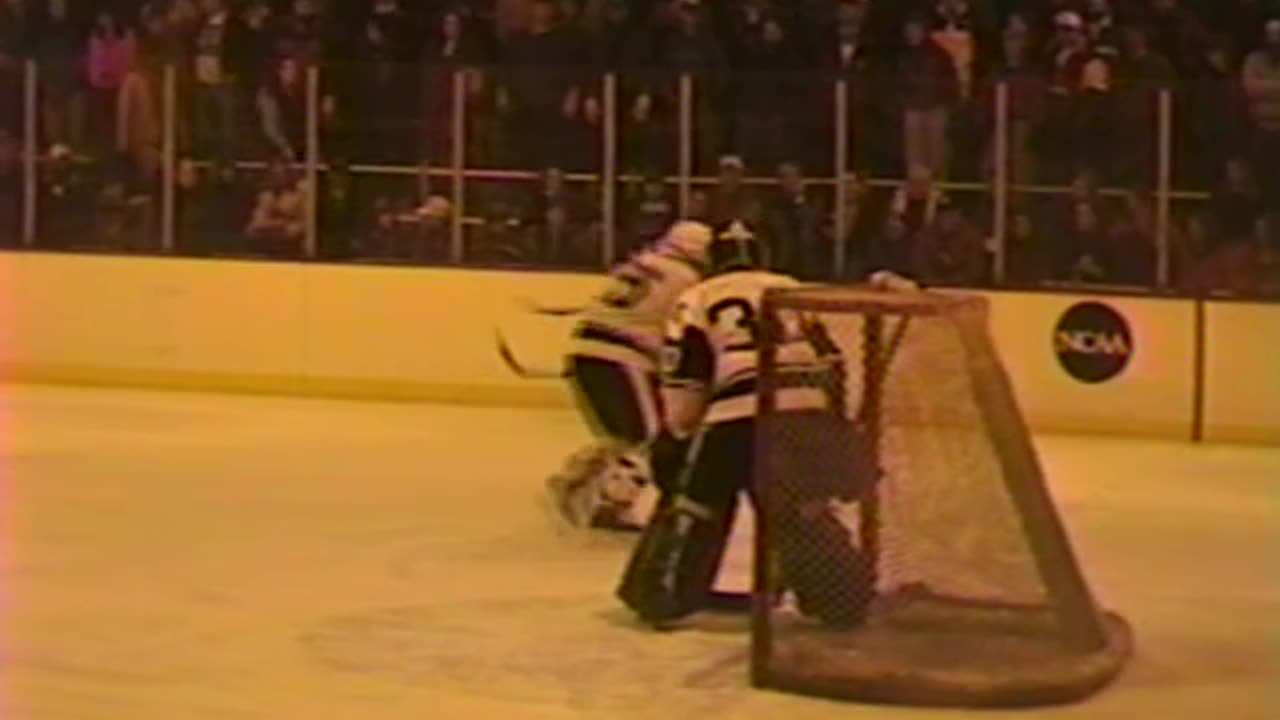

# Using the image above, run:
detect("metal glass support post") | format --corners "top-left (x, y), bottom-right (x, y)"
top-left (1156, 89), bottom-right (1173, 289)
top-left (992, 82), bottom-right (1010, 285)
top-left (677, 73), bottom-right (693, 216)
top-left (833, 79), bottom-right (849, 280)
top-left (602, 73), bottom-right (618, 267)
top-left (160, 65), bottom-right (177, 253)
top-left (304, 64), bottom-right (320, 259)
top-left (21, 59), bottom-right (37, 247)
top-left (450, 70), bottom-right (466, 263)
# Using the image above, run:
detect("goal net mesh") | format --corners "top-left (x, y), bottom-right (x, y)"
top-left (752, 286), bottom-right (1131, 707)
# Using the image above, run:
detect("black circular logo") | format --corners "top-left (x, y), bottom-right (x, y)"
top-left (1053, 302), bottom-right (1133, 384)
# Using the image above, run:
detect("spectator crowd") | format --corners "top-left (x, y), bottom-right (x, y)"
top-left (0, 0), bottom-right (1278, 295)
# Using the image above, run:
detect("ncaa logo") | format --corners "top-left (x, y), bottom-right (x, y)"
top-left (1054, 302), bottom-right (1133, 383)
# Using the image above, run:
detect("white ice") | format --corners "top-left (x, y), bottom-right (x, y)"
top-left (1, 384), bottom-right (1277, 720)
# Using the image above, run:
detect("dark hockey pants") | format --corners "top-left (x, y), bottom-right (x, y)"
top-left (568, 355), bottom-right (660, 445)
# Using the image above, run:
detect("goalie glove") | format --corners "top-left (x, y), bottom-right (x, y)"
top-left (869, 270), bottom-right (921, 293)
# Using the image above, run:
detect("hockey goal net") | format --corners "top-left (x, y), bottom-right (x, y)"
top-left (751, 286), bottom-right (1132, 707)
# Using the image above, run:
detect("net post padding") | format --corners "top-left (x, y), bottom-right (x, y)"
top-left (750, 286), bottom-right (1133, 708)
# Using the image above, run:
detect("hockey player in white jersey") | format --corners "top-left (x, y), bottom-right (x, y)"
top-left (546, 220), bottom-right (714, 532)
top-left (616, 220), bottom-right (882, 627)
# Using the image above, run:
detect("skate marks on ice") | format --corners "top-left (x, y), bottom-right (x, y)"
top-left (300, 597), bottom-right (752, 718)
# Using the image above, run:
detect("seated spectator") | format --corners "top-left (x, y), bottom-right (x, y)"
top-left (523, 167), bottom-right (588, 265)
top-left (1057, 200), bottom-right (1109, 283)
top-left (765, 161), bottom-right (826, 280)
top-left (836, 172), bottom-right (875, 280)
top-left (624, 175), bottom-right (675, 256)
top-left (93, 158), bottom-right (156, 252)
top-left (1003, 205), bottom-right (1052, 285)
top-left (245, 161), bottom-right (306, 256)
top-left (176, 158), bottom-right (247, 255)
top-left (1182, 216), bottom-right (1269, 295)
top-left (888, 163), bottom-right (946, 237)
top-left (470, 200), bottom-right (528, 265)
top-left (412, 195), bottom-right (452, 262)
top-left (363, 193), bottom-right (453, 262)
top-left (1102, 191), bottom-right (1158, 286)
top-left (706, 155), bottom-right (760, 227)
top-left (39, 143), bottom-right (94, 248)
top-left (317, 161), bottom-right (358, 260)
top-left (868, 213), bottom-right (915, 277)
top-left (1051, 168), bottom-right (1112, 236)
top-left (1207, 157), bottom-right (1266, 248)
top-left (911, 205), bottom-right (987, 285)
top-left (686, 188), bottom-right (711, 224)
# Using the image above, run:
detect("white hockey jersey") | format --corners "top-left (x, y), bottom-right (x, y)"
top-left (569, 248), bottom-right (704, 369)
top-left (663, 270), bottom-right (830, 427)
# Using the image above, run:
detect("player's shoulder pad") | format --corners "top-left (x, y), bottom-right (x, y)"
top-left (648, 251), bottom-right (704, 284)
top-left (669, 281), bottom-right (707, 329)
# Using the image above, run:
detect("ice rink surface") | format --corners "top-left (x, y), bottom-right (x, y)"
top-left (1, 384), bottom-right (1277, 720)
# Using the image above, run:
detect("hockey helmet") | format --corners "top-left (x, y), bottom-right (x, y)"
top-left (709, 219), bottom-right (766, 273)
top-left (657, 220), bottom-right (714, 263)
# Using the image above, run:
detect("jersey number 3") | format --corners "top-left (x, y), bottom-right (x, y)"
top-left (707, 298), bottom-right (759, 352)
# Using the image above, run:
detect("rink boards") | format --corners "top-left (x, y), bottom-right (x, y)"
top-left (0, 251), bottom-right (1276, 444)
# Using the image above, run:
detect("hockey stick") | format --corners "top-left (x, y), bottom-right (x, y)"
top-left (493, 327), bottom-right (571, 379)
top-left (513, 295), bottom-right (587, 318)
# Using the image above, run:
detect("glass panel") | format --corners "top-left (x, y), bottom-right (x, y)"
top-left (460, 62), bottom-right (604, 271)
top-left (30, 24), bottom-right (163, 255)
top-left (1170, 75), bottom-right (1280, 298)
top-left (173, 44), bottom-right (313, 261)
top-left (0, 126), bottom-right (18, 248)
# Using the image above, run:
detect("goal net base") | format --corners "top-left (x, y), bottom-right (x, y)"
top-left (751, 286), bottom-right (1133, 709)
top-left (756, 585), bottom-right (1133, 708)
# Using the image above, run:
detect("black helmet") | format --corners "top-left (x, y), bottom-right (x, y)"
top-left (709, 219), bottom-right (766, 273)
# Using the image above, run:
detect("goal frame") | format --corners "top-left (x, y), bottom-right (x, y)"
top-left (749, 285), bottom-right (1120, 705)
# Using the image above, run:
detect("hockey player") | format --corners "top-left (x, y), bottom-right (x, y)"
top-left (616, 221), bottom-right (890, 627)
top-left (546, 220), bottom-right (714, 532)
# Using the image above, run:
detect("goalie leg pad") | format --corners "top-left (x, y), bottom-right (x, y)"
top-left (617, 422), bottom-right (748, 623)
top-left (769, 410), bottom-right (878, 504)
top-left (776, 503), bottom-right (875, 628)
top-left (615, 498), bottom-right (737, 625)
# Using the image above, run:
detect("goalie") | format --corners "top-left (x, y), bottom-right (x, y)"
top-left (616, 224), bottom-right (916, 627)
top-left (546, 221), bottom-right (713, 532)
